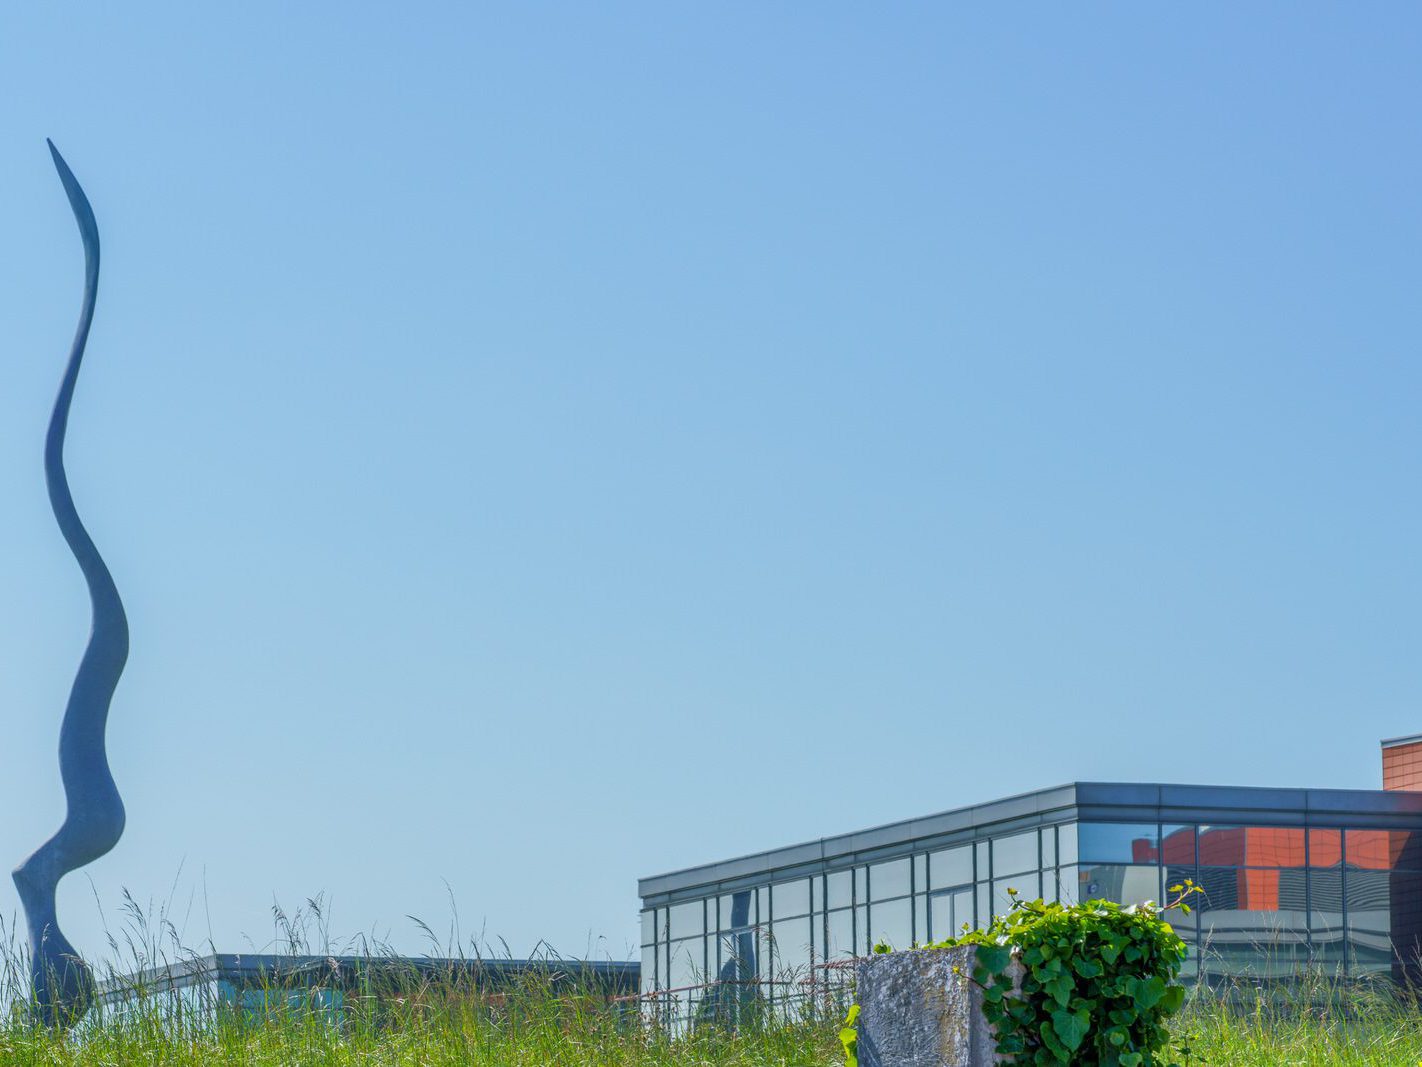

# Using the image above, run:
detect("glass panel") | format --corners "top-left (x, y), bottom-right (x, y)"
top-left (827, 870), bottom-right (853, 910)
top-left (993, 831), bottom-right (1038, 877)
top-left (976, 882), bottom-right (991, 924)
top-left (1058, 823), bottom-right (1078, 866)
top-left (929, 846), bottom-right (973, 890)
top-left (869, 897), bottom-right (913, 952)
top-left (641, 910), bottom-right (655, 946)
top-left (811, 875), bottom-right (823, 914)
top-left (770, 917), bottom-right (812, 975)
top-left (1041, 828), bottom-right (1056, 869)
top-left (1160, 825), bottom-right (1196, 867)
top-left (913, 854), bottom-right (927, 893)
top-left (1347, 829), bottom-right (1422, 872)
top-left (1309, 828), bottom-right (1342, 869)
top-left (1197, 826), bottom-right (1306, 868)
top-left (1161, 867), bottom-right (1199, 966)
top-left (721, 889), bottom-right (755, 931)
top-left (669, 937), bottom-right (706, 988)
top-left (855, 905), bottom-right (868, 954)
top-left (669, 901), bottom-right (704, 940)
top-left (975, 841), bottom-right (991, 878)
top-left (772, 878), bottom-right (811, 919)
top-left (1308, 868), bottom-right (1345, 972)
top-left (930, 888), bottom-right (974, 940)
top-left (1198, 869), bottom-right (1307, 978)
top-left (1079, 864), bottom-right (1160, 906)
top-left (1346, 868), bottom-right (1394, 975)
top-left (641, 945), bottom-right (656, 994)
top-left (1058, 865), bottom-right (1079, 905)
top-left (993, 876), bottom-right (1035, 915)
top-left (870, 858), bottom-right (912, 901)
top-left (718, 929), bottom-right (758, 983)
top-left (1079, 823), bottom-right (1162, 864)
top-left (827, 909), bottom-right (854, 960)
top-left (854, 867), bottom-right (868, 905)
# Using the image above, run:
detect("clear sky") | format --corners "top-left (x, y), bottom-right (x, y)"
top-left (2, 5), bottom-right (1421, 968)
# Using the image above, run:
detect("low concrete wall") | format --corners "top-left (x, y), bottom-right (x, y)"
top-left (854, 945), bottom-right (1019, 1067)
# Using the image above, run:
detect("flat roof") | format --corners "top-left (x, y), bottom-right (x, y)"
top-left (95, 954), bottom-right (639, 999)
top-left (638, 781), bottom-right (1422, 904)
top-left (1383, 734), bottom-right (1422, 749)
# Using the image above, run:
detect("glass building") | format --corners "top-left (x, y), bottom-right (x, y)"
top-left (638, 773), bottom-right (1422, 1023)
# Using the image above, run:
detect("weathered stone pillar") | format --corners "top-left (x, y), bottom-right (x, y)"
top-left (854, 945), bottom-right (1018, 1067)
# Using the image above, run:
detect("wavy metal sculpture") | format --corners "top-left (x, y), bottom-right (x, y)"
top-left (11, 140), bottom-right (129, 1028)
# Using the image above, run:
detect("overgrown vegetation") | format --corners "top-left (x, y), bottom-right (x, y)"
top-left (3, 897), bottom-right (1422, 1064)
top-left (843, 885), bottom-right (1200, 1066)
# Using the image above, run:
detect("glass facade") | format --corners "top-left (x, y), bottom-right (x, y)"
top-left (641, 807), bottom-right (1422, 1022)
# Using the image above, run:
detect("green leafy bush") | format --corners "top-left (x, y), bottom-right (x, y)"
top-left (844, 884), bottom-right (1200, 1067)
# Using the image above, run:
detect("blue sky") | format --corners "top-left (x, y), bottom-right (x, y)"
top-left (2, 5), bottom-right (1421, 965)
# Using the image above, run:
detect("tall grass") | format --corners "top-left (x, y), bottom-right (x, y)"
top-left (1181, 971), bottom-right (1422, 1065)
top-left (4, 902), bottom-right (1422, 1065)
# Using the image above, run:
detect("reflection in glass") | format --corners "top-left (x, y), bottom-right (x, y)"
top-left (1346, 868), bottom-right (1393, 975)
top-left (1160, 825), bottom-right (1196, 867)
top-left (827, 909), bottom-right (854, 959)
top-left (871, 858), bottom-right (912, 901)
top-left (1198, 868), bottom-right (1308, 978)
top-left (669, 939), bottom-right (702, 988)
top-left (1078, 864), bottom-right (1159, 906)
top-left (855, 905), bottom-right (868, 954)
top-left (930, 887), bottom-right (974, 940)
top-left (1309, 828), bottom-right (1342, 868)
top-left (914, 894), bottom-right (927, 945)
top-left (1309, 868), bottom-right (1344, 972)
top-left (697, 889), bottom-right (760, 1027)
top-left (1058, 823), bottom-right (1079, 866)
top-left (669, 900), bottom-right (704, 940)
top-left (1079, 823), bottom-right (1162, 864)
top-left (994, 831), bottom-right (1038, 877)
top-left (993, 876), bottom-right (1035, 916)
top-left (929, 846), bottom-right (973, 890)
top-left (641, 910), bottom-right (655, 946)
top-left (1347, 829), bottom-right (1422, 872)
top-left (1198, 826), bottom-right (1305, 868)
top-left (827, 870), bottom-right (853, 910)
top-left (772, 878), bottom-right (810, 919)
top-left (770, 917), bottom-right (812, 974)
top-left (869, 897), bottom-right (913, 951)
top-left (641, 945), bottom-right (656, 995)
top-left (1057, 865), bottom-right (1079, 905)
top-left (1041, 828), bottom-right (1056, 869)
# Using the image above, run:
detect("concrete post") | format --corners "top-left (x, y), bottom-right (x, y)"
top-left (853, 945), bottom-right (1019, 1067)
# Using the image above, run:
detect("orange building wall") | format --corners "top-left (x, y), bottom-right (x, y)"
top-left (1384, 738), bottom-right (1422, 791)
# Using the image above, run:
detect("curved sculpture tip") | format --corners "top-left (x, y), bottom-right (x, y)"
top-left (46, 140), bottom-right (99, 255)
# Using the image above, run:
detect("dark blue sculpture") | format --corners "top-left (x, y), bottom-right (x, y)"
top-left (12, 141), bottom-right (129, 1028)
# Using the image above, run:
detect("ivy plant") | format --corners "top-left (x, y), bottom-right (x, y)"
top-left (841, 883), bottom-right (1200, 1067)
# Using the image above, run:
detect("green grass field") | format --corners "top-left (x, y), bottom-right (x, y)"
top-left (4, 911), bottom-right (1422, 1066)
top-left (2, 979), bottom-right (1422, 1065)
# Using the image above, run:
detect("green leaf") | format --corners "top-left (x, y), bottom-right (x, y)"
top-left (1050, 1008), bottom-right (1091, 1052)
top-left (975, 944), bottom-right (1013, 974)
top-left (1072, 957), bottom-right (1102, 979)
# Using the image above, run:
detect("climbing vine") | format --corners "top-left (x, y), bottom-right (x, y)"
top-left (841, 883), bottom-right (1200, 1067)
